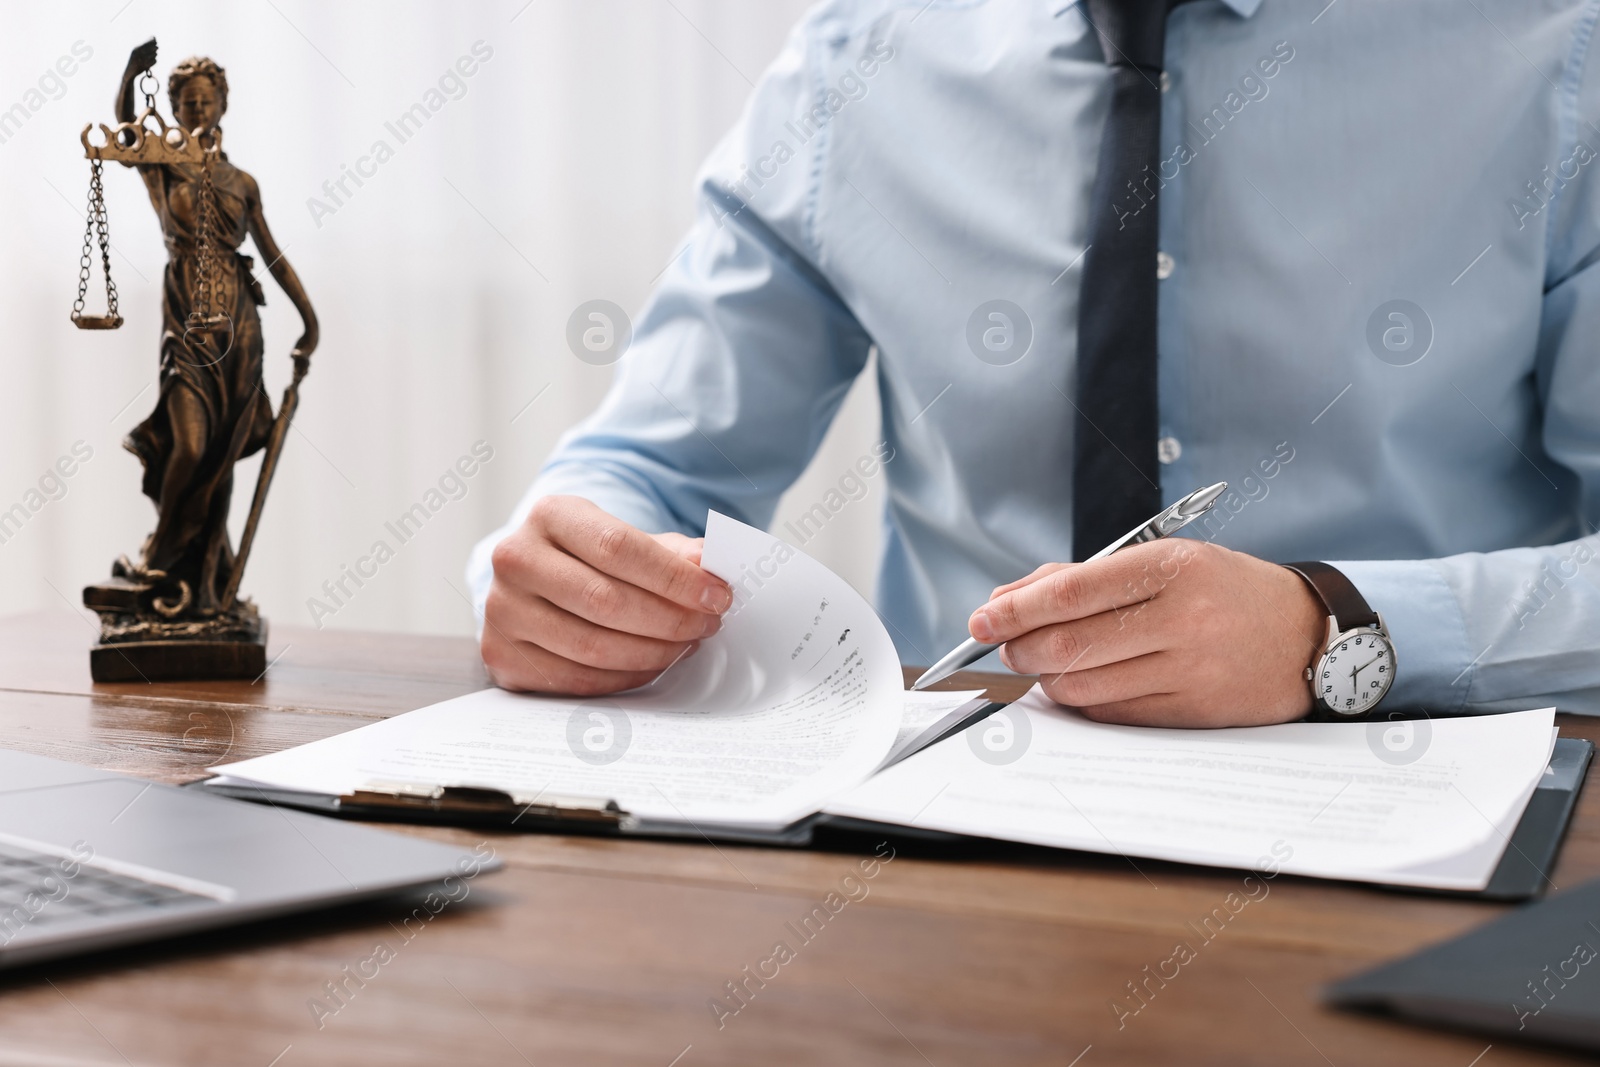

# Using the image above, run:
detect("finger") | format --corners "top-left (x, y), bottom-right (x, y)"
top-left (998, 602), bottom-right (1170, 676)
top-left (480, 617), bottom-right (663, 696)
top-left (497, 587), bottom-right (700, 673)
top-left (971, 562), bottom-right (1142, 643)
top-left (1037, 651), bottom-right (1172, 710)
top-left (527, 550), bottom-right (719, 643)
top-left (654, 532), bottom-right (706, 567)
top-left (971, 542), bottom-right (1193, 643)
top-left (990, 563), bottom-right (1071, 600)
top-left (543, 500), bottom-right (730, 613)
top-left (492, 527), bottom-right (715, 643)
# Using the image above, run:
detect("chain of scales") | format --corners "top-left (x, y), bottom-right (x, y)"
top-left (72, 69), bottom-right (228, 336)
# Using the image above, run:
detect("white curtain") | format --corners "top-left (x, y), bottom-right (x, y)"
top-left (0, 0), bottom-right (885, 637)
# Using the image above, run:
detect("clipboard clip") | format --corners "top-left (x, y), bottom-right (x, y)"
top-left (348, 780), bottom-right (634, 830)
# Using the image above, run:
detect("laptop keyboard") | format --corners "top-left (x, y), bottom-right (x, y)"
top-left (0, 841), bottom-right (209, 936)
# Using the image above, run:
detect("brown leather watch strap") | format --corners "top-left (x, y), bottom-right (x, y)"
top-left (1283, 561), bottom-right (1380, 631)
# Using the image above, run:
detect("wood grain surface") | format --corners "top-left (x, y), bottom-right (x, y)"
top-left (0, 610), bottom-right (1592, 1067)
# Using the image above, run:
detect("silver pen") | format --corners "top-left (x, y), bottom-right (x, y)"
top-left (909, 482), bottom-right (1229, 691)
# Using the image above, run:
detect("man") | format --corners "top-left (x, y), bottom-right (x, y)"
top-left (468, 0), bottom-right (1600, 725)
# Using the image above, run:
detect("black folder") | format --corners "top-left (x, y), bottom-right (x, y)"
top-left (201, 715), bottom-right (1589, 901)
top-left (1326, 738), bottom-right (1599, 1050)
top-left (1465, 737), bottom-right (1594, 901)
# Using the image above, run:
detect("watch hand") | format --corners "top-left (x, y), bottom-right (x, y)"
top-left (1350, 653), bottom-right (1384, 696)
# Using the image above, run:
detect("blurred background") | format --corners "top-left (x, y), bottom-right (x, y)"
top-left (0, 0), bottom-right (887, 638)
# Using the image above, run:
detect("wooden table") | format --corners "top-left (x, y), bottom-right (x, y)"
top-left (0, 610), bottom-right (1593, 1067)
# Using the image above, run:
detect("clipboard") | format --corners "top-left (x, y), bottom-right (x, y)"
top-left (196, 715), bottom-right (1590, 899)
top-left (1451, 735), bottom-right (1592, 900)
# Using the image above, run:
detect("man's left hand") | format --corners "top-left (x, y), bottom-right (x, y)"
top-left (968, 540), bottom-right (1326, 727)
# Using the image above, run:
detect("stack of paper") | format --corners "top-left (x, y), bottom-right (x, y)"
top-left (826, 687), bottom-right (1556, 890)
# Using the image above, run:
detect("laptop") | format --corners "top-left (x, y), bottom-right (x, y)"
top-left (0, 748), bottom-right (502, 970)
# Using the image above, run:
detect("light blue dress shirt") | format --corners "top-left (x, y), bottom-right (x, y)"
top-left (470, 0), bottom-right (1600, 715)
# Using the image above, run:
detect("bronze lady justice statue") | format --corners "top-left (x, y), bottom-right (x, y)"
top-left (78, 39), bottom-right (317, 680)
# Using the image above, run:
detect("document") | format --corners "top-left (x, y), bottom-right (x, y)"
top-left (208, 512), bottom-right (1563, 892)
top-left (212, 513), bottom-right (909, 830)
top-left (825, 686), bottom-right (1557, 890)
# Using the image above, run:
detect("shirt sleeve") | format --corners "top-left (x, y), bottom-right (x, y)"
top-left (467, 9), bottom-right (875, 615)
top-left (1322, 35), bottom-right (1600, 717)
top-left (1328, 249), bottom-right (1600, 715)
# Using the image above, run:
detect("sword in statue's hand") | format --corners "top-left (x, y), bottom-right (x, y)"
top-left (218, 354), bottom-right (308, 612)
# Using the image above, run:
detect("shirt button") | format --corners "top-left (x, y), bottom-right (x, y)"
top-left (1157, 436), bottom-right (1182, 465)
top-left (1159, 71), bottom-right (1172, 93)
top-left (1156, 251), bottom-right (1175, 280)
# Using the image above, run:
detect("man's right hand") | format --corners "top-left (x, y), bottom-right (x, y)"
top-left (481, 496), bottom-right (732, 696)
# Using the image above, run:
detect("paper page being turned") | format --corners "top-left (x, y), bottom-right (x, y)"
top-left (826, 686), bottom-right (1556, 889)
top-left (211, 512), bottom-right (905, 830)
top-left (882, 690), bottom-right (989, 769)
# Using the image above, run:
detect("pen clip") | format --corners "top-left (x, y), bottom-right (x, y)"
top-left (1104, 482), bottom-right (1227, 553)
top-left (1158, 481), bottom-right (1228, 535)
top-left (1151, 502), bottom-right (1191, 536)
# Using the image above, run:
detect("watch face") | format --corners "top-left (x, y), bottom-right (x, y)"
top-left (1315, 628), bottom-right (1395, 716)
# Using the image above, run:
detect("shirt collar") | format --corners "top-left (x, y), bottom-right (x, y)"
top-left (1053, 0), bottom-right (1262, 18)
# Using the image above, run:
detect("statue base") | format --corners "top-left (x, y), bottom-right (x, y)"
top-left (83, 577), bottom-right (267, 683)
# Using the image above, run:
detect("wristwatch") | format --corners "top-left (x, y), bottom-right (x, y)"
top-left (1284, 562), bottom-right (1396, 720)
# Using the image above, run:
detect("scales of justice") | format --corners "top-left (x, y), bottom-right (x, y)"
top-left (71, 38), bottom-right (319, 681)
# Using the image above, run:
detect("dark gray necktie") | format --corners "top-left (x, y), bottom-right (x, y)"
top-left (1072, 0), bottom-right (1189, 559)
